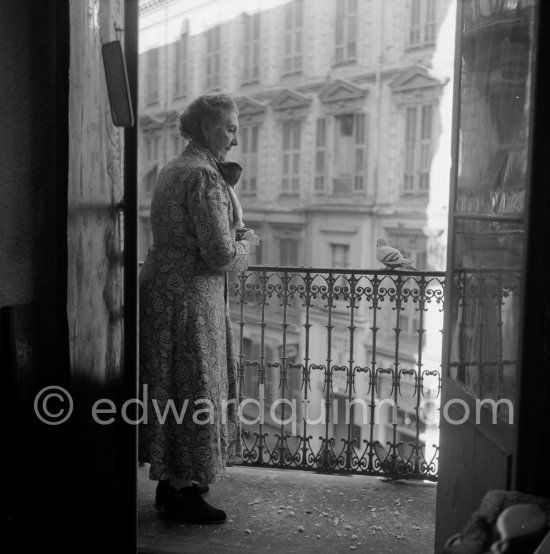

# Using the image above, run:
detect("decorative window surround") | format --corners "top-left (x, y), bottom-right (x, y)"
top-left (318, 80), bottom-right (369, 195)
top-left (270, 88), bottom-right (312, 120)
top-left (390, 67), bottom-right (445, 196)
top-left (389, 66), bottom-right (446, 102)
top-left (318, 79), bottom-right (368, 115)
top-left (173, 23), bottom-right (188, 100)
top-left (236, 96), bottom-right (267, 125)
top-left (408, 0), bottom-right (437, 49)
top-left (205, 25), bottom-right (221, 90)
top-left (243, 12), bottom-right (261, 84)
top-left (283, 0), bottom-right (304, 76)
top-left (334, 0), bottom-right (358, 65)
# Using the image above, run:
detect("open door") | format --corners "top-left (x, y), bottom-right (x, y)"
top-left (435, 0), bottom-right (539, 549)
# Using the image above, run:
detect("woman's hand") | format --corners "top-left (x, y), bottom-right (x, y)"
top-left (241, 230), bottom-right (260, 248)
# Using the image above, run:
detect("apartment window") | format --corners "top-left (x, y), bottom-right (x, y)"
top-left (331, 244), bottom-right (349, 269)
top-left (206, 25), bottom-right (221, 90)
top-left (240, 125), bottom-right (259, 196)
top-left (315, 118), bottom-right (326, 192)
top-left (334, 392), bottom-right (360, 445)
top-left (333, 113), bottom-right (366, 193)
top-left (145, 166), bottom-right (158, 195)
top-left (390, 241), bottom-right (425, 344)
top-left (241, 338), bottom-right (259, 400)
top-left (331, 244), bottom-right (350, 288)
top-left (282, 120), bottom-right (301, 194)
top-left (424, 0), bottom-right (436, 42)
top-left (398, 304), bottom-right (423, 344)
top-left (278, 343), bottom-right (302, 416)
top-left (173, 33), bottom-right (188, 99)
top-left (335, 0), bottom-right (358, 64)
top-left (240, 340), bottom-right (277, 403)
top-left (404, 104), bottom-right (433, 194)
top-left (279, 239), bottom-right (299, 266)
top-left (253, 240), bottom-right (263, 265)
top-left (144, 134), bottom-right (160, 162)
top-left (145, 48), bottom-right (159, 105)
top-left (143, 133), bottom-right (160, 195)
top-left (243, 13), bottom-right (260, 83)
top-left (415, 250), bottom-right (427, 270)
top-left (266, 345), bottom-right (280, 405)
top-left (354, 113), bottom-right (366, 191)
top-left (170, 134), bottom-right (184, 159)
top-left (334, 336), bottom-right (351, 366)
top-left (283, 0), bottom-right (303, 74)
top-left (409, 0), bottom-right (436, 46)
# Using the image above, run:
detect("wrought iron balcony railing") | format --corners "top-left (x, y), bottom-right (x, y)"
top-left (229, 266), bottom-right (446, 481)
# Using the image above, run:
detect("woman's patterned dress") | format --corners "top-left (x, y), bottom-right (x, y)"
top-left (138, 142), bottom-right (250, 483)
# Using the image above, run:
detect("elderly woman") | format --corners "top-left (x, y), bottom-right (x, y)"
top-left (139, 93), bottom-right (259, 523)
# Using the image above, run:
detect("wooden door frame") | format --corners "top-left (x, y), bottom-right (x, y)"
top-left (514, 0), bottom-right (550, 497)
top-left (120, 0), bottom-right (140, 550)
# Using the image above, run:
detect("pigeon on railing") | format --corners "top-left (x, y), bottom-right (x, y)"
top-left (376, 239), bottom-right (418, 271)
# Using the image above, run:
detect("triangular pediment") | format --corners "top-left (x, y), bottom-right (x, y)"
top-left (271, 89), bottom-right (312, 111)
top-left (139, 110), bottom-right (179, 128)
top-left (319, 79), bottom-right (367, 104)
top-left (390, 66), bottom-right (446, 93)
top-left (235, 96), bottom-right (266, 116)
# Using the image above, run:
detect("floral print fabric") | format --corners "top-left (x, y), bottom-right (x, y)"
top-left (138, 142), bottom-right (250, 483)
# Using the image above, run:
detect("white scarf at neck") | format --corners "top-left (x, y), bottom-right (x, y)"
top-left (226, 183), bottom-right (244, 227)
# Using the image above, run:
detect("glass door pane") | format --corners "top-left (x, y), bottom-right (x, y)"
top-left (449, 0), bottom-right (537, 410)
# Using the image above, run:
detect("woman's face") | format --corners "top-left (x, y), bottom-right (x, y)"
top-left (202, 110), bottom-right (239, 161)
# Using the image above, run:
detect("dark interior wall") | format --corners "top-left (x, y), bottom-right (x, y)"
top-left (0, 0), bottom-right (63, 318)
top-left (0, 0), bottom-right (70, 381)
top-left (0, 0), bottom-right (40, 307)
top-left (2, 1), bottom-right (137, 551)
top-left (1, 0), bottom-right (73, 551)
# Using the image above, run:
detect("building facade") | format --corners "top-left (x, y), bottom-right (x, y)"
top-left (138, 0), bottom-right (454, 464)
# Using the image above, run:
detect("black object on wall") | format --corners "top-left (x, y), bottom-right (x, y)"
top-left (102, 40), bottom-right (134, 128)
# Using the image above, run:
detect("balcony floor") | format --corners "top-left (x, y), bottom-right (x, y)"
top-left (138, 464), bottom-right (436, 553)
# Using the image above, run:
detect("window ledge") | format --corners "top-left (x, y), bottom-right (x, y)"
top-left (331, 58), bottom-right (358, 68)
top-left (400, 191), bottom-right (430, 197)
top-left (405, 42), bottom-right (436, 52)
top-left (281, 70), bottom-right (303, 78)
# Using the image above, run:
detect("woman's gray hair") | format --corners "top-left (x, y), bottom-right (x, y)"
top-left (178, 93), bottom-right (238, 142)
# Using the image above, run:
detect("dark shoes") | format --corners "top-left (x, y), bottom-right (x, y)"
top-left (163, 483), bottom-right (227, 524)
top-left (155, 479), bottom-right (209, 507)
